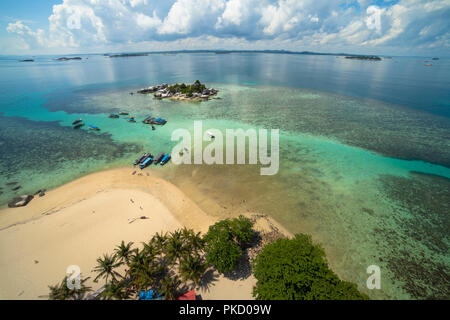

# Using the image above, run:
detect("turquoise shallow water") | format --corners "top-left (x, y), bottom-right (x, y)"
top-left (0, 53), bottom-right (449, 299)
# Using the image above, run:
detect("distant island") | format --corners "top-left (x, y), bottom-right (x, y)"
top-left (108, 53), bottom-right (149, 58)
top-left (99, 50), bottom-right (390, 59)
top-left (137, 80), bottom-right (218, 101)
top-left (56, 57), bottom-right (82, 61)
top-left (345, 55), bottom-right (382, 61)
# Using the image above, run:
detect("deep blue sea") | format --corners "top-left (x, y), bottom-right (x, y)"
top-left (0, 52), bottom-right (449, 299)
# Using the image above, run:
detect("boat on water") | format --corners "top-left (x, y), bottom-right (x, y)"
top-left (154, 152), bottom-right (165, 164)
top-left (160, 154), bottom-right (171, 166)
top-left (108, 113), bottom-right (119, 118)
top-left (140, 155), bottom-right (154, 169)
top-left (73, 123), bottom-right (85, 129)
top-left (127, 117), bottom-right (136, 122)
top-left (72, 119), bottom-right (83, 125)
top-left (152, 118), bottom-right (167, 125)
top-left (119, 112), bottom-right (129, 115)
top-left (134, 153), bottom-right (148, 166)
top-left (143, 116), bottom-right (154, 124)
top-left (88, 125), bottom-right (100, 131)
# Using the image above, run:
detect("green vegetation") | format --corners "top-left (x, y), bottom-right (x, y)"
top-left (47, 217), bottom-right (368, 301)
top-left (48, 275), bottom-right (92, 300)
top-left (203, 215), bottom-right (254, 273)
top-left (252, 234), bottom-right (369, 300)
top-left (47, 229), bottom-right (207, 300)
top-left (168, 80), bottom-right (207, 96)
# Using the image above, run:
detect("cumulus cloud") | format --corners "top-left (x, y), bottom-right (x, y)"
top-left (5, 0), bottom-right (450, 54)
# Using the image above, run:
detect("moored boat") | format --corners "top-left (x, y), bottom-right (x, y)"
top-left (88, 125), bottom-right (100, 131)
top-left (72, 119), bottom-right (83, 125)
top-left (134, 153), bottom-right (148, 166)
top-left (119, 112), bottom-right (129, 115)
top-left (154, 152), bottom-right (165, 164)
top-left (151, 118), bottom-right (167, 125)
top-left (109, 113), bottom-right (119, 118)
top-left (73, 123), bottom-right (85, 129)
top-left (160, 154), bottom-right (171, 166)
top-left (143, 116), bottom-right (154, 124)
top-left (140, 155), bottom-right (154, 169)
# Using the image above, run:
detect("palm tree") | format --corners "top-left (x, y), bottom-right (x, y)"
top-left (93, 253), bottom-right (123, 284)
top-left (141, 241), bottom-right (161, 259)
top-left (160, 274), bottom-right (181, 300)
top-left (128, 249), bottom-right (163, 291)
top-left (151, 231), bottom-right (168, 251)
top-left (187, 231), bottom-right (205, 255)
top-left (179, 254), bottom-right (208, 287)
top-left (114, 241), bottom-right (135, 265)
top-left (165, 230), bottom-right (186, 264)
top-left (181, 227), bottom-right (194, 242)
top-left (48, 276), bottom-right (92, 300)
top-left (101, 279), bottom-right (130, 300)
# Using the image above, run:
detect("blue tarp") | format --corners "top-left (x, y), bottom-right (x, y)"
top-left (139, 290), bottom-right (164, 300)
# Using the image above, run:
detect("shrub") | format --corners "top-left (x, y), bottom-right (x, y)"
top-left (203, 216), bottom-right (254, 273)
top-left (252, 234), bottom-right (369, 300)
top-left (204, 235), bottom-right (242, 273)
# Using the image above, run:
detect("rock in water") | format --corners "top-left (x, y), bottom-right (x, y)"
top-left (8, 195), bottom-right (34, 208)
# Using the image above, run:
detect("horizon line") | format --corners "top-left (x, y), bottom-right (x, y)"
top-left (0, 49), bottom-right (446, 59)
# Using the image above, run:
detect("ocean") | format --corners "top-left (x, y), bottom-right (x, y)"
top-left (0, 52), bottom-right (449, 299)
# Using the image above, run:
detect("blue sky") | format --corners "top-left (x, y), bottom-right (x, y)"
top-left (1, 0), bottom-right (449, 56)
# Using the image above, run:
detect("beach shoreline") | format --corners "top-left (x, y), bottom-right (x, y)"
top-left (0, 167), bottom-right (291, 300)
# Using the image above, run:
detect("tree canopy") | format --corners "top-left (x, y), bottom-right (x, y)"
top-left (203, 215), bottom-right (254, 273)
top-left (252, 234), bottom-right (369, 300)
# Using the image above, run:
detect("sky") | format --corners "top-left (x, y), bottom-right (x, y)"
top-left (0, 0), bottom-right (449, 56)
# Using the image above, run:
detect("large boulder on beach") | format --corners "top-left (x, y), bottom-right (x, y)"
top-left (8, 195), bottom-right (34, 208)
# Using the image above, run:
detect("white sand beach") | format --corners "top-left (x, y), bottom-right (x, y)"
top-left (0, 167), bottom-right (289, 300)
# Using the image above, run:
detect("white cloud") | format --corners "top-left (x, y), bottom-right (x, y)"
top-left (4, 0), bottom-right (450, 55)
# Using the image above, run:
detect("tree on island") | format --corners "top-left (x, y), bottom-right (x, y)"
top-left (252, 234), bottom-right (369, 300)
top-left (48, 275), bottom-right (92, 300)
top-left (203, 215), bottom-right (254, 273)
top-left (179, 254), bottom-right (208, 286)
top-left (114, 240), bottom-right (135, 265)
top-left (92, 254), bottom-right (123, 284)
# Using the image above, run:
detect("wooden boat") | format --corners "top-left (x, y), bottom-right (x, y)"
top-left (154, 152), bottom-right (165, 164)
top-left (134, 153), bottom-right (148, 166)
top-left (143, 116), bottom-right (154, 124)
top-left (108, 114), bottom-right (119, 118)
top-left (160, 154), bottom-right (171, 166)
top-left (151, 118), bottom-right (167, 125)
top-left (88, 125), bottom-right (100, 131)
top-left (72, 119), bottom-right (83, 125)
top-left (73, 123), bottom-right (85, 129)
top-left (140, 155), bottom-right (154, 169)
top-left (119, 112), bottom-right (129, 115)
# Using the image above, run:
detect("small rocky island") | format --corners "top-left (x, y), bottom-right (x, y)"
top-left (137, 80), bottom-right (218, 101)
top-left (108, 53), bottom-right (148, 58)
top-left (345, 55), bottom-right (382, 61)
top-left (56, 57), bottom-right (82, 61)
